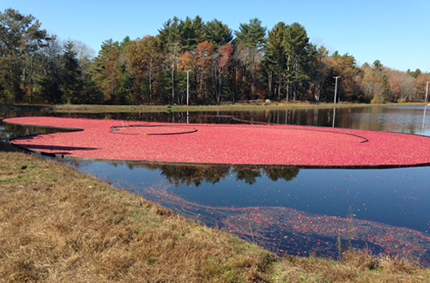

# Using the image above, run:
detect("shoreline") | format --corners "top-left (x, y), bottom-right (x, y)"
top-left (1, 101), bottom-right (428, 114)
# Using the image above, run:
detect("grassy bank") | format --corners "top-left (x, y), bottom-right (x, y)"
top-left (1, 150), bottom-right (430, 282)
top-left (1, 101), bottom-right (427, 114)
top-left (0, 151), bottom-right (273, 282)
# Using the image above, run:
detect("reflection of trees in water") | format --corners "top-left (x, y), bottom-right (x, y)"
top-left (155, 165), bottom-right (231, 187)
top-left (263, 167), bottom-right (300, 181)
top-left (121, 163), bottom-right (301, 186)
top-left (231, 166), bottom-right (301, 184)
top-left (1, 119), bottom-right (71, 140)
top-left (60, 159), bottom-right (96, 170)
top-left (3, 106), bottom-right (427, 136)
top-left (232, 166), bottom-right (261, 184)
top-left (0, 140), bottom-right (24, 152)
top-left (161, 165), bottom-right (300, 186)
top-left (2, 109), bottom-right (334, 126)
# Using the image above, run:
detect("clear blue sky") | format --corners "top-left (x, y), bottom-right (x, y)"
top-left (2, 0), bottom-right (429, 72)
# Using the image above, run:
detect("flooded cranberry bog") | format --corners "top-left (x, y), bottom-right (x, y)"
top-left (2, 105), bottom-right (430, 265)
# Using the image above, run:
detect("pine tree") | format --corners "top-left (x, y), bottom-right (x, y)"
top-left (283, 22), bottom-right (311, 101)
top-left (61, 41), bottom-right (83, 103)
top-left (265, 22), bottom-right (287, 100)
top-left (158, 17), bottom-right (181, 44)
top-left (37, 39), bottom-right (63, 103)
top-left (0, 8), bottom-right (51, 103)
top-left (204, 19), bottom-right (233, 48)
top-left (179, 16), bottom-right (205, 51)
top-left (90, 39), bottom-right (121, 103)
top-left (234, 18), bottom-right (267, 100)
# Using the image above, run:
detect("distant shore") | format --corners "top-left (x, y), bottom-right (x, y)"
top-left (1, 101), bottom-right (428, 115)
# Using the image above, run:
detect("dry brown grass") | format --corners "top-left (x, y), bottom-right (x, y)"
top-left (2, 150), bottom-right (430, 283)
top-left (272, 249), bottom-right (430, 282)
top-left (0, 151), bottom-right (273, 282)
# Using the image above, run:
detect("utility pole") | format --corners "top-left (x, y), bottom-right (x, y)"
top-left (332, 108), bottom-right (336, 128)
top-left (334, 76), bottom-right (341, 104)
top-left (186, 70), bottom-right (191, 107)
top-left (426, 81), bottom-right (429, 103)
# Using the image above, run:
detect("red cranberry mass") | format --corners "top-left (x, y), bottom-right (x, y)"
top-left (5, 116), bottom-right (430, 168)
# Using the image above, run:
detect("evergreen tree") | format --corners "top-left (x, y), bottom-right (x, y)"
top-left (36, 38), bottom-right (63, 103)
top-left (0, 8), bottom-right (51, 103)
top-left (204, 19), bottom-right (233, 48)
top-left (179, 16), bottom-right (205, 51)
top-left (158, 17), bottom-right (183, 104)
top-left (61, 41), bottom-right (83, 103)
top-left (234, 18), bottom-right (267, 100)
top-left (90, 39), bottom-right (122, 103)
top-left (158, 17), bottom-right (181, 44)
top-left (372, 59), bottom-right (383, 71)
top-left (407, 68), bottom-right (422, 78)
top-left (264, 22), bottom-right (287, 100)
top-left (283, 22), bottom-right (311, 101)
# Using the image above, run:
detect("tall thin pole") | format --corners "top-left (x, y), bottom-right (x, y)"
top-left (332, 107), bottom-right (336, 128)
top-left (426, 81), bottom-right (429, 103)
top-left (186, 70), bottom-right (190, 107)
top-left (334, 76), bottom-right (341, 104)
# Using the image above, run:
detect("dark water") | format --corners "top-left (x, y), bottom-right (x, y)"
top-left (2, 105), bottom-right (430, 264)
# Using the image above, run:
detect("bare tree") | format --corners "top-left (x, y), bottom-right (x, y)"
top-left (165, 41), bottom-right (181, 104)
top-left (386, 69), bottom-right (415, 101)
top-left (71, 40), bottom-right (95, 75)
top-left (361, 64), bottom-right (386, 97)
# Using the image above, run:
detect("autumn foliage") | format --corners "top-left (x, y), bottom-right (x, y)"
top-left (1, 9), bottom-right (428, 105)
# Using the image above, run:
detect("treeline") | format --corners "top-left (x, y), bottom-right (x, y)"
top-left (1, 8), bottom-right (429, 105)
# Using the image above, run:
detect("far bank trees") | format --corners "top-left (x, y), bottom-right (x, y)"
top-left (1, 9), bottom-right (427, 105)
